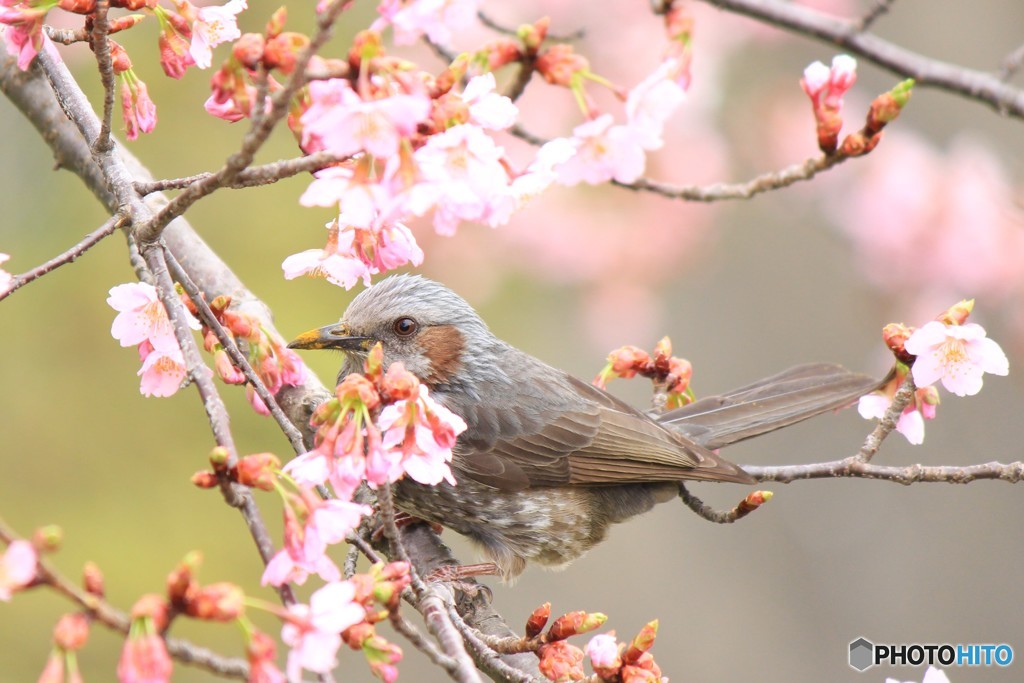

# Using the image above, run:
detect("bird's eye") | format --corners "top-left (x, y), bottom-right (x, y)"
top-left (393, 317), bottom-right (418, 337)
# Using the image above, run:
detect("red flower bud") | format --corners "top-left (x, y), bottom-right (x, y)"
top-left (525, 602), bottom-right (551, 638)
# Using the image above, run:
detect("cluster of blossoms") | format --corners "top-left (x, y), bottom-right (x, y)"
top-left (284, 343), bottom-right (466, 503)
top-left (520, 603), bottom-right (664, 683)
top-left (183, 294), bottom-right (307, 415)
top-left (2, 0), bottom-right (248, 139)
top-left (858, 300), bottom-right (1008, 444)
top-left (108, 283), bottom-right (308, 411)
top-left (800, 54), bottom-right (914, 155)
top-left (187, 4), bottom-right (696, 287)
top-left (107, 282), bottom-right (199, 397)
top-left (594, 336), bottom-right (694, 409)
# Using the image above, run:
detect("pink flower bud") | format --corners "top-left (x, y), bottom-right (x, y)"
top-left (536, 44), bottom-right (589, 87)
top-left (53, 613), bottom-right (90, 651)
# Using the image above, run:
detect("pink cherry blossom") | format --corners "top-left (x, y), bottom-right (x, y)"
top-left (303, 499), bottom-right (373, 558)
top-left (904, 321), bottom-right (1009, 397)
top-left (858, 392), bottom-right (927, 445)
top-left (261, 501), bottom-right (341, 587)
top-left (374, 0), bottom-right (479, 47)
top-left (117, 631), bottom-right (173, 683)
top-left (0, 3), bottom-right (49, 71)
top-left (378, 384), bottom-right (466, 486)
top-left (625, 58), bottom-right (687, 150)
top-left (108, 282), bottom-right (197, 353)
top-left (301, 80), bottom-right (431, 158)
top-left (459, 73), bottom-right (518, 131)
top-left (137, 342), bottom-right (188, 398)
top-left (188, 0), bottom-right (246, 69)
top-left (204, 88), bottom-right (253, 122)
top-left (282, 221), bottom-right (373, 289)
top-left (586, 633), bottom-right (622, 676)
top-left (413, 123), bottom-right (514, 234)
top-left (282, 582), bottom-right (365, 682)
top-left (555, 115), bottom-right (647, 186)
top-left (0, 252), bottom-right (13, 293)
top-left (0, 539), bottom-right (37, 600)
top-left (119, 73), bottom-right (157, 141)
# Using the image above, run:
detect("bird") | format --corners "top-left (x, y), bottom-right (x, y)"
top-left (288, 275), bottom-right (883, 581)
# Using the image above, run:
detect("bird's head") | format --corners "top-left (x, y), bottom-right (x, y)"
top-left (287, 275), bottom-right (492, 388)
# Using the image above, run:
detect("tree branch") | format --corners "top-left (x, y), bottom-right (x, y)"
top-left (0, 213), bottom-right (126, 302)
top-left (701, 0), bottom-right (1024, 118)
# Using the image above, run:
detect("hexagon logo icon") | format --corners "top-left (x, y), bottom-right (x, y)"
top-left (849, 637), bottom-right (875, 672)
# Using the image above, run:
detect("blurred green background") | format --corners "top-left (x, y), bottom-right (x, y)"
top-left (3, 1), bottom-right (1024, 681)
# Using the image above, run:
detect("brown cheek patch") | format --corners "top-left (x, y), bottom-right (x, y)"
top-left (419, 325), bottom-right (464, 385)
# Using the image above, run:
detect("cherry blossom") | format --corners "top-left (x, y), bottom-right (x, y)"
top-left (904, 321), bottom-right (1008, 397)
top-left (378, 383), bottom-right (466, 486)
top-left (555, 115), bottom-right (647, 186)
top-left (178, 0), bottom-right (246, 69)
top-left (625, 58), bottom-right (687, 149)
top-left (119, 73), bottom-right (157, 141)
top-left (108, 283), bottom-right (198, 353)
top-left (282, 581), bottom-right (365, 682)
top-left (586, 632), bottom-right (622, 678)
top-left (374, 0), bottom-right (479, 47)
top-left (303, 498), bottom-right (373, 558)
top-left (282, 221), bottom-right (373, 289)
top-left (0, 539), bottom-right (37, 600)
top-left (117, 631), bottom-right (172, 683)
top-left (458, 73), bottom-right (518, 131)
top-left (801, 54), bottom-right (857, 151)
top-left (858, 392), bottom-right (927, 445)
top-left (261, 501), bottom-right (342, 587)
top-left (0, 1), bottom-right (52, 71)
top-left (154, 7), bottom-right (195, 78)
top-left (413, 123), bottom-right (514, 235)
top-left (137, 342), bottom-right (189, 398)
top-left (301, 79), bottom-right (430, 158)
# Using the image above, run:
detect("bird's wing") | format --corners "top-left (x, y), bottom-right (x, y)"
top-left (450, 369), bottom-right (753, 492)
top-left (657, 363), bottom-right (890, 449)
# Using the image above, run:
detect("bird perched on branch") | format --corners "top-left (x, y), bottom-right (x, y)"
top-left (289, 275), bottom-right (881, 581)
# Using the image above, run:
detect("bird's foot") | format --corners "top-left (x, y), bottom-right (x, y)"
top-left (370, 511), bottom-right (444, 544)
top-left (424, 563), bottom-right (499, 601)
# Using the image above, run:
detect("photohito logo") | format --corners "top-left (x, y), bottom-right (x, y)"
top-left (848, 637), bottom-right (1014, 672)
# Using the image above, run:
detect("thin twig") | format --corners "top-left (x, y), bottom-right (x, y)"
top-left (477, 11), bottom-right (585, 41)
top-left (0, 519), bottom-right (250, 680)
top-left (88, 0), bottom-right (116, 154)
top-left (701, 0), bottom-right (1024, 119)
top-left (163, 247), bottom-right (307, 455)
top-left (677, 484), bottom-right (771, 523)
top-left (389, 609), bottom-right (460, 674)
top-left (134, 151), bottom-right (347, 195)
top-left (0, 213), bottom-right (126, 302)
top-left (744, 459), bottom-right (1024, 485)
top-left (419, 584), bottom-right (485, 683)
top-left (446, 607), bottom-right (540, 683)
top-left (998, 42), bottom-right (1024, 82)
top-left (856, 372), bottom-right (914, 463)
top-left (857, 0), bottom-right (897, 32)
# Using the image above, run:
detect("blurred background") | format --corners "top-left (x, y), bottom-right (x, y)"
top-left (3, 0), bottom-right (1024, 681)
